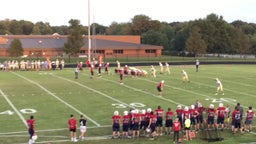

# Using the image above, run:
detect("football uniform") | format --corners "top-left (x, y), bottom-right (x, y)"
top-left (155, 108), bottom-right (164, 127)
top-left (79, 118), bottom-right (87, 133)
top-left (68, 118), bottom-right (77, 132)
top-left (112, 115), bottom-right (121, 132)
top-left (217, 107), bottom-right (226, 124)
top-left (207, 108), bottom-right (216, 125)
top-left (27, 119), bottom-right (35, 138)
top-left (165, 111), bottom-right (173, 127)
top-left (122, 115), bottom-right (130, 132)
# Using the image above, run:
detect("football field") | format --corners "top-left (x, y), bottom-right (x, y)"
top-left (0, 64), bottom-right (255, 144)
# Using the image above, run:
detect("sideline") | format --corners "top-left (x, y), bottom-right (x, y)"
top-left (0, 89), bottom-right (28, 128)
top-left (11, 72), bottom-right (101, 127)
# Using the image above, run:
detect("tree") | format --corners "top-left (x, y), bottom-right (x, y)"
top-left (63, 19), bottom-right (85, 60)
top-left (185, 26), bottom-right (207, 57)
top-left (234, 28), bottom-right (251, 58)
top-left (130, 15), bottom-right (152, 35)
top-left (8, 38), bottom-right (23, 57)
top-left (141, 30), bottom-right (169, 49)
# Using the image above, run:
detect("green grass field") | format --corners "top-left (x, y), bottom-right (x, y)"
top-left (0, 64), bottom-right (255, 144)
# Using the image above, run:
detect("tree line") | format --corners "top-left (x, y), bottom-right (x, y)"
top-left (1, 13), bottom-right (256, 57)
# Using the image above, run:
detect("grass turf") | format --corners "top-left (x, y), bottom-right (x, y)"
top-left (0, 64), bottom-right (255, 144)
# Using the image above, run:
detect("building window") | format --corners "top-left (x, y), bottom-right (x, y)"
top-left (113, 50), bottom-right (123, 54)
top-left (145, 49), bottom-right (156, 53)
top-left (79, 50), bottom-right (86, 54)
top-left (93, 50), bottom-right (105, 54)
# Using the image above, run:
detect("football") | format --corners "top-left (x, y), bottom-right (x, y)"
top-left (32, 135), bottom-right (38, 140)
top-left (146, 128), bottom-right (151, 133)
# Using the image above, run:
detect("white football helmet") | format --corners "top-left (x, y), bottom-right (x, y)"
top-left (219, 103), bottom-right (223, 107)
top-left (209, 104), bottom-right (214, 109)
top-left (184, 106), bottom-right (189, 111)
top-left (147, 108), bottom-right (152, 113)
top-left (114, 111), bottom-right (119, 116)
top-left (123, 111), bottom-right (128, 115)
top-left (177, 105), bottom-right (182, 109)
top-left (141, 109), bottom-right (146, 114)
top-left (191, 105), bottom-right (195, 109)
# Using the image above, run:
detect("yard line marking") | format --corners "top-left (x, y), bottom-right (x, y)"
top-left (141, 77), bottom-right (255, 111)
top-left (12, 72), bottom-right (101, 127)
top-left (52, 74), bottom-right (137, 109)
top-left (0, 125), bottom-right (111, 135)
top-left (0, 89), bottom-right (28, 128)
top-left (98, 76), bottom-right (185, 106)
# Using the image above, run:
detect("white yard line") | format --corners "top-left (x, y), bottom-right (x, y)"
top-left (52, 75), bottom-right (138, 109)
top-left (99, 76), bottom-right (185, 106)
top-left (0, 125), bottom-right (111, 135)
top-left (0, 89), bottom-right (28, 128)
top-left (12, 72), bottom-right (101, 127)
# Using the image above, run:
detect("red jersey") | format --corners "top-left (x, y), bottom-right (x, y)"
top-left (150, 114), bottom-right (157, 124)
top-left (197, 107), bottom-right (205, 116)
top-left (157, 82), bottom-right (164, 88)
top-left (140, 113), bottom-right (146, 122)
top-left (173, 121), bottom-right (181, 131)
top-left (133, 113), bottom-right (141, 124)
top-left (119, 69), bottom-right (124, 75)
top-left (176, 109), bottom-right (183, 117)
top-left (183, 110), bottom-right (190, 119)
top-left (112, 115), bottom-right (121, 124)
top-left (27, 119), bottom-right (35, 130)
top-left (68, 118), bottom-right (77, 129)
top-left (155, 108), bottom-right (164, 118)
top-left (207, 108), bottom-right (216, 118)
top-left (246, 111), bottom-right (254, 120)
top-left (122, 115), bottom-right (130, 124)
top-left (189, 109), bottom-right (198, 118)
top-left (145, 112), bottom-right (151, 122)
top-left (217, 107), bottom-right (226, 117)
top-left (166, 111), bottom-right (174, 120)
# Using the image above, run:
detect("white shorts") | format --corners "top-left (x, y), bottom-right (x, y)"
top-left (80, 126), bottom-right (86, 133)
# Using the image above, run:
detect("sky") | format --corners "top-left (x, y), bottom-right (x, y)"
top-left (1, 0), bottom-right (255, 26)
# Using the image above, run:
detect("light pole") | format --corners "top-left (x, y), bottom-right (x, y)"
top-left (88, 0), bottom-right (91, 62)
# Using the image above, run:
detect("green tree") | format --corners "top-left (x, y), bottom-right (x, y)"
top-left (8, 38), bottom-right (23, 57)
top-left (185, 26), bottom-right (207, 57)
top-left (234, 28), bottom-right (251, 58)
top-left (141, 30), bottom-right (169, 49)
top-left (34, 21), bottom-right (53, 34)
top-left (63, 19), bottom-right (85, 60)
top-left (130, 15), bottom-right (152, 35)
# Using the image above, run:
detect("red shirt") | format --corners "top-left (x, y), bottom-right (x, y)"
top-left (176, 109), bottom-right (183, 117)
top-left (166, 111), bottom-right (173, 120)
top-left (197, 107), bottom-right (205, 116)
top-left (246, 111), bottom-right (254, 120)
top-left (217, 107), bottom-right (226, 117)
top-left (133, 113), bottom-right (141, 124)
top-left (189, 109), bottom-right (198, 117)
top-left (122, 115), bottom-right (130, 124)
top-left (140, 113), bottom-right (146, 122)
top-left (183, 110), bottom-right (190, 119)
top-left (173, 121), bottom-right (181, 131)
top-left (155, 109), bottom-right (164, 118)
top-left (157, 82), bottom-right (164, 88)
top-left (150, 114), bottom-right (157, 124)
top-left (145, 112), bottom-right (151, 122)
top-left (68, 118), bottom-right (77, 129)
top-left (27, 119), bottom-right (35, 130)
top-left (207, 108), bottom-right (216, 118)
top-left (112, 115), bottom-right (121, 124)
